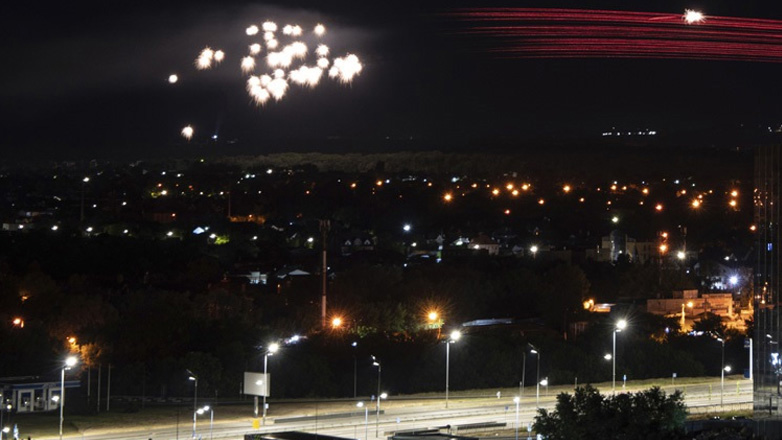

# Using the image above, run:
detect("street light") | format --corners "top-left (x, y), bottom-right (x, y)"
top-left (187, 371), bottom-right (198, 438)
top-left (195, 405), bottom-right (214, 440)
top-left (351, 341), bottom-right (358, 398)
top-left (357, 402), bottom-right (368, 440)
top-left (445, 330), bottom-right (461, 408)
top-left (716, 337), bottom-right (727, 406)
top-left (529, 346), bottom-right (540, 408)
top-left (263, 342), bottom-right (280, 426)
top-left (680, 302), bottom-right (693, 332)
top-left (59, 355), bottom-right (78, 440)
top-left (80, 177), bottom-right (89, 224)
top-left (513, 396), bottom-right (520, 440)
top-left (371, 356), bottom-right (382, 436)
top-left (613, 319), bottom-right (627, 395)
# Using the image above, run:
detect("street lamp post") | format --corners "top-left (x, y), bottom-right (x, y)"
top-left (372, 356), bottom-right (382, 436)
top-left (80, 177), bottom-right (89, 224)
top-left (613, 319), bottom-right (627, 395)
top-left (263, 342), bottom-right (280, 426)
top-left (529, 347), bottom-right (540, 408)
top-left (187, 371), bottom-right (198, 438)
top-left (513, 396), bottom-right (520, 440)
top-left (445, 330), bottom-right (461, 408)
top-left (195, 405), bottom-right (213, 440)
top-left (717, 337), bottom-right (726, 406)
top-left (59, 356), bottom-right (78, 440)
top-left (357, 402), bottom-right (368, 440)
top-left (352, 342), bottom-right (358, 398)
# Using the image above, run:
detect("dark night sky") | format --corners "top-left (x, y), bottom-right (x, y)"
top-left (3, 0), bottom-right (782, 161)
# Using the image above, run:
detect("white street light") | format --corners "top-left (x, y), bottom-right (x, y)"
top-left (446, 330), bottom-right (461, 408)
top-left (187, 371), bottom-right (198, 438)
top-left (513, 396), bottom-right (520, 440)
top-left (194, 405), bottom-right (214, 440)
top-left (357, 402), bottom-right (368, 440)
top-left (717, 337), bottom-right (726, 406)
top-left (613, 319), bottom-right (627, 395)
top-left (529, 346), bottom-right (540, 408)
top-left (263, 343), bottom-right (280, 425)
top-left (59, 356), bottom-right (78, 440)
top-left (371, 356), bottom-right (382, 436)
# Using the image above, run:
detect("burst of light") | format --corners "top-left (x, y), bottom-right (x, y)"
top-left (331, 316), bottom-right (343, 328)
top-left (168, 74), bottom-right (179, 84)
top-left (181, 125), bottom-right (194, 140)
top-left (642, 188), bottom-right (649, 195)
top-left (750, 225), bottom-right (757, 231)
top-left (241, 56), bottom-right (256, 73)
top-left (213, 50), bottom-right (225, 62)
top-left (729, 200), bottom-right (737, 207)
top-left (291, 25), bottom-right (303, 36)
top-left (331, 53), bottom-right (363, 83)
top-left (563, 185), bottom-right (571, 193)
top-left (691, 199), bottom-right (701, 209)
top-left (264, 31), bottom-right (275, 42)
top-left (506, 183), bottom-right (514, 191)
top-left (677, 251), bottom-right (686, 260)
top-left (444, 193), bottom-right (453, 202)
top-left (316, 44), bottom-right (330, 57)
top-left (538, 198), bottom-right (545, 205)
top-left (283, 25), bottom-right (294, 35)
top-left (428, 311), bottom-right (439, 321)
top-left (504, 209), bottom-right (511, 215)
top-left (250, 43), bottom-right (262, 55)
top-left (731, 190), bottom-right (738, 197)
top-left (683, 9), bottom-right (705, 25)
top-left (262, 21), bottom-right (278, 32)
top-left (314, 23), bottom-right (326, 36)
top-left (611, 216), bottom-right (619, 223)
top-left (655, 203), bottom-right (663, 211)
top-left (246, 25), bottom-right (259, 36)
top-left (521, 184), bottom-right (530, 191)
top-left (317, 58), bottom-right (329, 68)
top-left (659, 244), bottom-right (668, 253)
top-left (196, 55), bottom-right (211, 70)
top-left (267, 78), bottom-right (288, 100)
top-left (267, 39), bottom-right (279, 49)
top-left (492, 188), bottom-right (500, 196)
top-left (511, 189), bottom-right (519, 196)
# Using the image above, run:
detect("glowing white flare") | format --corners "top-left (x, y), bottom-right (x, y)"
top-left (267, 39), bottom-right (279, 49)
top-left (196, 56), bottom-right (211, 70)
top-left (314, 24), bottom-right (326, 36)
top-left (315, 44), bottom-right (329, 57)
top-left (250, 86), bottom-right (270, 105)
top-left (181, 125), bottom-right (194, 140)
top-left (264, 31), bottom-right (274, 42)
top-left (200, 47), bottom-right (215, 60)
top-left (249, 43), bottom-right (262, 55)
top-left (213, 50), bottom-right (225, 62)
top-left (332, 53), bottom-right (363, 83)
top-left (290, 65), bottom-right (321, 87)
top-left (246, 25), bottom-right (259, 36)
top-left (247, 76), bottom-right (261, 89)
top-left (317, 57), bottom-right (329, 68)
top-left (273, 69), bottom-right (286, 79)
top-left (290, 41), bottom-right (307, 58)
top-left (683, 9), bottom-right (705, 24)
top-left (282, 25), bottom-right (294, 35)
top-left (260, 74), bottom-right (272, 86)
top-left (267, 78), bottom-right (288, 100)
top-left (291, 25), bottom-right (303, 36)
top-left (262, 21), bottom-right (277, 32)
top-left (168, 74), bottom-right (179, 84)
top-left (241, 56), bottom-right (256, 73)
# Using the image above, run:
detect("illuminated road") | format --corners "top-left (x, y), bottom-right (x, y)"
top-left (40, 378), bottom-right (752, 440)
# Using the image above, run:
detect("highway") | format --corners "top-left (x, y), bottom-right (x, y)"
top-left (38, 378), bottom-right (753, 440)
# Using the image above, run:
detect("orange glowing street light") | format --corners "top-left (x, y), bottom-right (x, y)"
top-left (331, 316), bottom-right (343, 329)
top-left (659, 244), bottom-right (668, 254)
top-left (427, 311), bottom-right (439, 322)
top-left (12, 318), bottom-right (24, 328)
top-left (443, 193), bottom-right (453, 202)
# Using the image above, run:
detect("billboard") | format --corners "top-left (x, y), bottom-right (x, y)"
top-left (244, 372), bottom-right (270, 396)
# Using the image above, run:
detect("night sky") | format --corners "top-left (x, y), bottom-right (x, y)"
top-left (3, 0), bottom-right (782, 161)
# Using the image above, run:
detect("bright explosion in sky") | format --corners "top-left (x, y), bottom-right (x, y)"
top-left (176, 20), bottom-right (362, 140)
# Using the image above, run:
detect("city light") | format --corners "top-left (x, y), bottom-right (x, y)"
top-left (683, 9), bottom-right (705, 25)
top-left (331, 316), bottom-right (343, 328)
